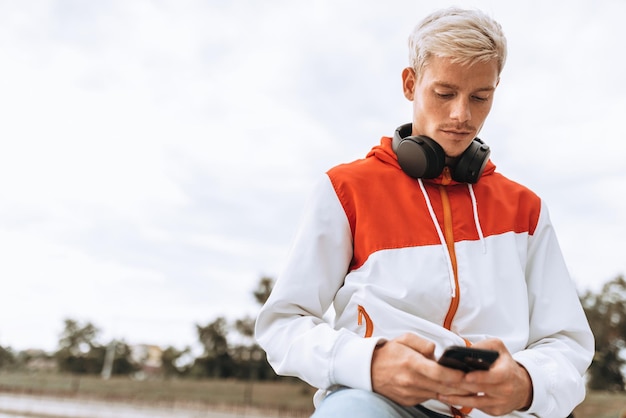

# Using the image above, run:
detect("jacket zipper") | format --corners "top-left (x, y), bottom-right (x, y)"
top-left (440, 167), bottom-right (460, 331)
top-left (440, 168), bottom-right (470, 417)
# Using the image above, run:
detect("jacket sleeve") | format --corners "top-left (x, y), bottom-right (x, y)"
top-left (513, 200), bottom-right (594, 418)
top-left (255, 175), bottom-right (384, 391)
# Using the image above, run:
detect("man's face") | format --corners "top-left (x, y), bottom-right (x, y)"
top-left (402, 56), bottom-right (499, 159)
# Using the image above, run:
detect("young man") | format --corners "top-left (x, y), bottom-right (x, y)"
top-left (255, 7), bottom-right (594, 418)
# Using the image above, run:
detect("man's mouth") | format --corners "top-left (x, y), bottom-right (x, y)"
top-left (441, 129), bottom-right (473, 138)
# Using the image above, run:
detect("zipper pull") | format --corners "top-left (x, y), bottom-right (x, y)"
top-left (442, 166), bottom-right (452, 186)
top-left (357, 305), bottom-right (374, 338)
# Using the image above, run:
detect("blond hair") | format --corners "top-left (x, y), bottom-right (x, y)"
top-left (409, 7), bottom-right (507, 76)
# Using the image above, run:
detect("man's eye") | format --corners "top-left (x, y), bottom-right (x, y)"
top-left (472, 96), bottom-right (489, 102)
top-left (436, 92), bottom-right (454, 99)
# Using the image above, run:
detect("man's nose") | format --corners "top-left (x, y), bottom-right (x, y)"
top-left (450, 98), bottom-right (471, 123)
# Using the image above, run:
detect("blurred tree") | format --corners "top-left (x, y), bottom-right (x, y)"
top-left (0, 345), bottom-right (16, 370)
top-left (193, 317), bottom-right (235, 378)
top-left (197, 317), bottom-right (229, 357)
top-left (192, 276), bottom-right (278, 381)
top-left (57, 319), bottom-right (100, 356)
top-left (55, 318), bottom-right (104, 374)
top-left (253, 276), bottom-right (274, 305)
top-left (581, 275), bottom-right (626, 391)
top-left (161, 345), bottom-right (191, 378)
top-left (233, 276), bottom-right (279, 381)
top-left (235, 316), bottom-right (255, 341)
top-left (111, 341), bottom-right (139, 375)
top-left (233, 316), bottom-right (265, 379)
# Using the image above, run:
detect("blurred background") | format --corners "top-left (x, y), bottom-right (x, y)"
top-left (0, 1), bottom-right (625, 412)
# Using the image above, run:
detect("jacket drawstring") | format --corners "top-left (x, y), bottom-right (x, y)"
top-left (417, 180), bottom-right (488, 297)
top-left (418, 179), bottom-right (457, 298)
top-left (467, 184), bottom-right (487, 254)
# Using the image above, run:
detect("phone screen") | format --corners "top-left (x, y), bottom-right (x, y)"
top-left (438, 346), bottom-right (499, 372)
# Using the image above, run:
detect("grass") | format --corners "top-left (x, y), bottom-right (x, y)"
top-left (0, 372), bottom-right (316, 416)
top-left (0, 372), bottom-right (625, 417)
top-left (574, 390), bottom-right (626, 418)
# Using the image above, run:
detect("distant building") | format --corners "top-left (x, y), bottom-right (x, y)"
top-left (22, 349), bottom-right (57, 372)
top-left (130, 344), bottom-right (163, 379)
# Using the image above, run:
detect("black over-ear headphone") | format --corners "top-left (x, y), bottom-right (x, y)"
top-left (392, 123), bottom-right (490, 184)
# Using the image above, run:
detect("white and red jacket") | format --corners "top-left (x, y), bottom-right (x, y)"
top-left (256, 136), bottom-right (594, 418)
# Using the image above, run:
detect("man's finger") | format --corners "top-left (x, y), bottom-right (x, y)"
top-left (395, 333), bottom-right (436, 359)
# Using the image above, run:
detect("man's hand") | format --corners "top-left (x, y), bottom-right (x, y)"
top-left (371, 333), bottom-right (471, 406)
top-left (437, 338), bottom-right (533, 416)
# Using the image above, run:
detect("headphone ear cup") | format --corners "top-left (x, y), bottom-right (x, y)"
top-left (395, 136), bottom-right (445, 179)
top-left (452, 139), bottom-right (491, 184)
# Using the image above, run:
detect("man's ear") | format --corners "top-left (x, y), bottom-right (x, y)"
top-left (402, 67), bottom-right (416, 100)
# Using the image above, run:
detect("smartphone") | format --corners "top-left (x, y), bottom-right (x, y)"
top-left (438, 346), bottom-right (499, 372)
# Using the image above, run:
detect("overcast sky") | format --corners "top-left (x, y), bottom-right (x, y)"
top-left (1, 0), bottom-right (625, 352)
